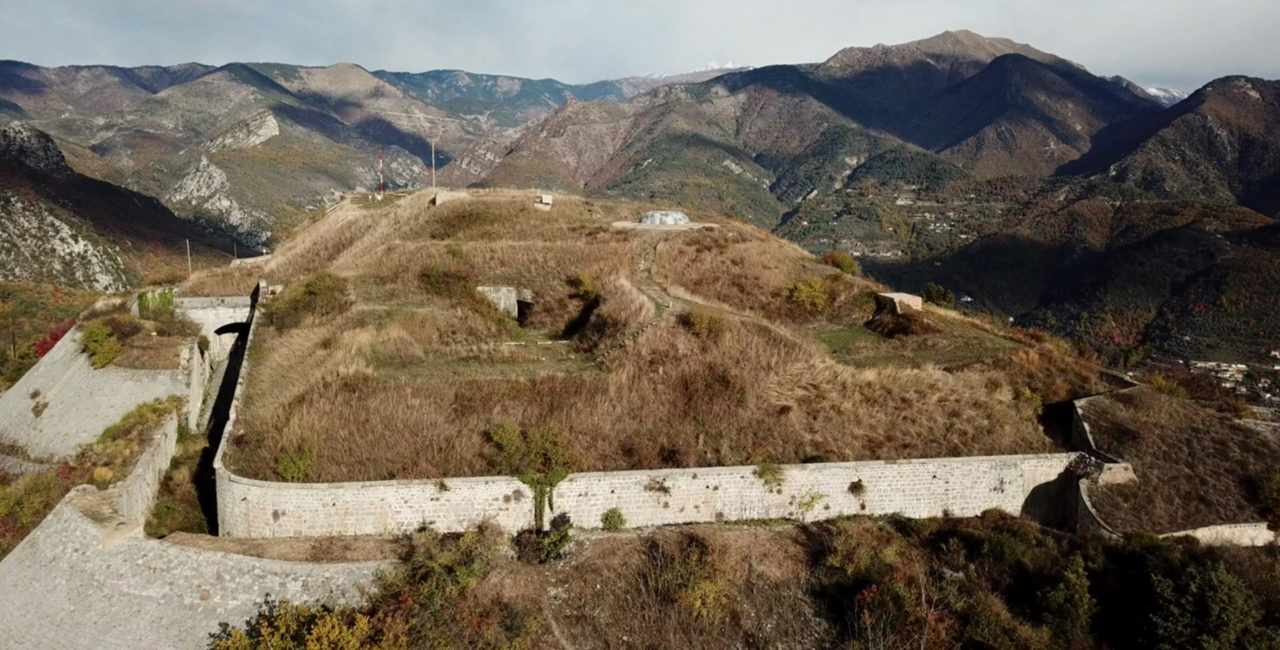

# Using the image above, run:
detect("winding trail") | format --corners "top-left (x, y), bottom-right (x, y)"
top-left (595, 232), bottom-right (808, 362)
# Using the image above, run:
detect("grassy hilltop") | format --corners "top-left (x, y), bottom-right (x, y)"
top-left (187, 189), bottom-right (1107, 483)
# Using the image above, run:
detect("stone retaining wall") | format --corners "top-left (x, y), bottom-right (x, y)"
top-left (211, 293), bottom-right (1085, 537)
top-left (217, 453), bottom-right (1080, 537)
top-left (177, 296), bottom-right (254, 363)
top-left (0, 327), bottom-right (188, 460)
top-left (1074, 479), bottom-right (1122, 539)
top-left (1161, 523), bottom-right (1276, 546)
top-left (115, 413), bottom-right (179, 525)
top-left (552, 455), bottom-right (1077, 530)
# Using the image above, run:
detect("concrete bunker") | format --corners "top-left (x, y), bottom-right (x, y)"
top-left (476, 286), bottom-right (535, 325)
top-left (639, 210), bottom-right (690, 226)
top-left (872, 292), bottom-right (924, 317)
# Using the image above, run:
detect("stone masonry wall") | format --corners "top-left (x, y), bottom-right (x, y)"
top-left (212, 292), bottom-right (1083, 537)
top-left (186, 340), bottom-right (211, 432)
top-left (1161, 523), bottom-right (1277, 546)
top-left (115, 413), bottom-right (179, 525)
top-left (217, 473), bottom-right (533, 537)
top-left (552, 454), bottom-right (1078, 530)
top-left (217, 449), bottom-right (1078, 537)
top-left (177, 296), bottom-right (253, 363)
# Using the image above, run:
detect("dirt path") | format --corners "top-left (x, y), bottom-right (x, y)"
top-left (622, 233), bottom-right (808, 350)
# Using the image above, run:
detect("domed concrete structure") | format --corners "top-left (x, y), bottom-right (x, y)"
top-left (639, 210), bottom-right (690, 226)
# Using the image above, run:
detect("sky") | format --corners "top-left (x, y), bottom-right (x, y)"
top-left (1, 0), bottom-right (1276, 91)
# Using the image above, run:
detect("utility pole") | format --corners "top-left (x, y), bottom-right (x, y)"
top-left (377, 110), bottom-right (456, 191)
top-left (185, 239), bottom-right (192, 277)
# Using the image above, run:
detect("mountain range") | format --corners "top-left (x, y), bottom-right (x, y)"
top-left (1, 29), bottom-right (1276, 362)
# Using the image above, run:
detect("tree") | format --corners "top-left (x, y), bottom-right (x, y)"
top-left (923, 282), bottom-right (955, 308)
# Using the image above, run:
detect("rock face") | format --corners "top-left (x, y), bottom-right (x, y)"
top-left (0, 192), bottom-right (129, 290)
top-left (0, 121), bottom-right (71, 177)
top-left (0, 120), bottom-right (236, 289)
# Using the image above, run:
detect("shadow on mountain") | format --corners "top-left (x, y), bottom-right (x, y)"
top-left (0, 60), bottom-right (49, 94)
top-left (351, 115), bottom-right (454, 170)
top-left (861, 235), bottom-right (1081, 317)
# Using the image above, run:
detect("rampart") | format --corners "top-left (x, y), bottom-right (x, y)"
top-left (212, 304), bottom-right (1081, 536)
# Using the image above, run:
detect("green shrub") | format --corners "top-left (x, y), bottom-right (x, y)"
top-left (677, 309), bottom-right (725, 340)
top-left (923, 282), bottom-right (955, 308)
top-left (137, 288), bottom-right (175, 321)
top-left (601, 507), bottom-right (626, 531)
top-left (570, 273), bottom-right (600, 301)
top-left (786, 275), bottom-right (830, 315)
top-left (642, 533), bottom-right (733, 622)
top-left (80, 322), bottom-right (122, 369)
top-left (1020, 388), bottom-right (1044, 416)
top-left (754, 462), bottom-right (785, 489)
top-left (1039, 555), bottom-right (1095, 642)
top-left (515, 514), bottom-right (573, 564)
top-left (197, 335), bottom-right (210, 354)
top-left (266, 272), bottom-right (351, 329)
top-left (274, 444), bottom-right (316, 482)
top-left (821, 251), bottom-right (861, 275)
top-left (1151, 374), bottom-right (1189, 399)
top-left (99, 397), bottom-right (182, 443)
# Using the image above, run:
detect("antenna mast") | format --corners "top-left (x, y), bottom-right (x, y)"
top-left (376, 153), bottom-right (385, 201)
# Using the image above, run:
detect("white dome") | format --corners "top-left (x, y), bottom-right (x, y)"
top-left (639, 210), bottom-right (690, 225)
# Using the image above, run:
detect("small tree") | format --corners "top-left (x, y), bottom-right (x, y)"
top-left (822, 251), bottom-right (861, 276)
top-left (487, 424), bottom-right (576, 529)
top-left (922, 282), bottom-right (954, 308)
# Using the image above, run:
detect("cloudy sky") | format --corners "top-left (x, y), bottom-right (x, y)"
top-left (2, 0), bottom-right (1276, 91)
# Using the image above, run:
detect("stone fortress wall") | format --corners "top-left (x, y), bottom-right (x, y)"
top-left (0, 297), bottom-right (382, 647)
top-left (210, 300), bottom-right (1277, 545)
top-left (213, 303), bottom-right (1083, 537)
top-left (1069, 388), bottom-right (1277, 546)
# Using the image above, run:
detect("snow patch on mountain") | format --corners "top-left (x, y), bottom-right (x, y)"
top-left (1146, 87), bottom-right (1188, 107)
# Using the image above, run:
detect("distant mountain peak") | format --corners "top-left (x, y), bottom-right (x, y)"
top-left (819, 29), bottom-right (1079, 78)
top-left (1144, 86), bottom-right (1188, 107)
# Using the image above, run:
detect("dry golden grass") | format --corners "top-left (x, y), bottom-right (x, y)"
top-left (1088, 387), bottom-right (1280, 533)
top-left (113, 335), bottom-right (187, 370)
top-left (221, 189), bottom-right (1061, 482)
top-left (231, 312), bottom-right (1049, 481)
top-left (654, 225), bottom-right (884, 324)
top-left (180, 265), bottom-right (261, 297)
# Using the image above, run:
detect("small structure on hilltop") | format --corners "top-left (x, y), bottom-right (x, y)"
top-left (639, 210), bottom-right (690, 226)
top-left (431, 190), bottom-right (468, 206)
top-left (533, 194), bottom-right (554, 212)
top-left (866, 292), bottom-right (935, 338)
top-left (873, 292), bottom-right (924, 316)
top-left (477, 286), bottom-right (534, 325)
